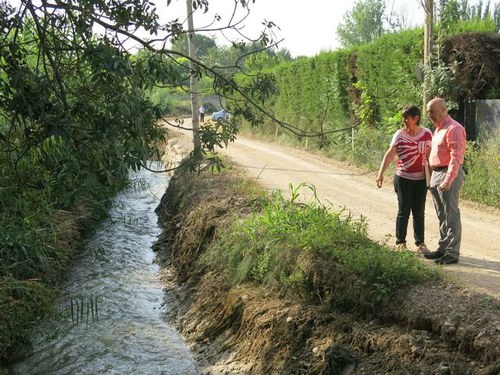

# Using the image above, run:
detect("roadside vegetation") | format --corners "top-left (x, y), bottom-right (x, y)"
top-left (203, 182), bottom-right (438, 306)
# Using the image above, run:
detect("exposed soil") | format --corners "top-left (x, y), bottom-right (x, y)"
top-left (153, 124), bottom-right (500, 374)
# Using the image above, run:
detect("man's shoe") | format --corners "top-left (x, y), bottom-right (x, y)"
top-left (434, 255), bottom-right (459, 265)
top-left (424, 250), bottom-right (444, 260)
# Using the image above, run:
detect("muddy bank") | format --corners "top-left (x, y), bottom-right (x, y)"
top-left (153, 145), bottom-right (500, 374)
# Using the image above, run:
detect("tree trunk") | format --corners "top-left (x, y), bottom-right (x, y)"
top-left (186, 0), bottom-right (201, 155)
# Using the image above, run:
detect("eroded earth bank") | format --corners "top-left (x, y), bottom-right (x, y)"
top-left (153, 139), bottom-right (499, 375)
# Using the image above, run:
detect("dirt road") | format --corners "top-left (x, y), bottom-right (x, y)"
top-left (168, 122), bottom-right (500, 298)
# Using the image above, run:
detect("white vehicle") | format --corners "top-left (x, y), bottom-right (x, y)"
top-left (211, 109), bottom-right (229, 121)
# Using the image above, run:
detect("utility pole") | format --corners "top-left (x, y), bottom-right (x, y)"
top-left (423, 0), bottom-right (434, 117)
top-left (186, 0), bottom-right (201, 155)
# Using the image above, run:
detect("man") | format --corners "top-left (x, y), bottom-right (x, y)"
top-left (424, 98), bottom-right (466, 265)
top-left (199, 104), bottom-right (205, 122)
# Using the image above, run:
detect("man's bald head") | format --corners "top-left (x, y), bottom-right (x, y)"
top-left (427, 97), bottom-right (448, 124)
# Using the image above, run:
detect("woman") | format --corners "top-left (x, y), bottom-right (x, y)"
top-left (376, 105), bottom-right (432, 253)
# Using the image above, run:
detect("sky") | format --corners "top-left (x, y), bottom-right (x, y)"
top-left (164, 0), bottom-right (425, 57)
top-left (7, 0), bottom-right (499, 57)
top-left (163, 0), bottom-right (499, 57)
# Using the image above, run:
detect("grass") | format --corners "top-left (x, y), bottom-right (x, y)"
top-left (203, 182), bottom-right (439, 308)
top-left (69, 295), bottom-right (99, 327)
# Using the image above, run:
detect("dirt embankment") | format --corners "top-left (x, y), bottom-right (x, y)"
top-left (153, 144), bottom-right (500, 374)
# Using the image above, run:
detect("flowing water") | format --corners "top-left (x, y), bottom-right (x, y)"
top-left (10, 163), bottom-right (199, 375)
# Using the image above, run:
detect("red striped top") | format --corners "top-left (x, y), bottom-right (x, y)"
top-left (390, 127), bottom-right (432, 180)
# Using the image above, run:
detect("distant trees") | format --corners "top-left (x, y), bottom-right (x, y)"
top-left (171, 33), bottom-right (217, 60)
top-left (336, 0), bottom-right (386, 47)
top-left (336, 0), bottom-right (500, 48)
top-left (170, 34), bottom-right (292, 69)
top-left (438, 0), bottom-right (492, 21)
top-left (437, 0), bottom-right (500, 32)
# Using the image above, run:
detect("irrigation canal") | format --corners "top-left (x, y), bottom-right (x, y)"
top-left (10, 162), bottom-right (199, 375)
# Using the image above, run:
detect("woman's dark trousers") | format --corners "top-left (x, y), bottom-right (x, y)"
top-left (393, 175), bottom-right (427, 245)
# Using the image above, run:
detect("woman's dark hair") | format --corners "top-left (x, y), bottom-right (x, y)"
top-left (402, 105), bottom-right (421, 124)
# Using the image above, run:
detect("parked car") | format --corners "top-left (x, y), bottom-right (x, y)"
top-left (211, 109), bottom-right (230, 121)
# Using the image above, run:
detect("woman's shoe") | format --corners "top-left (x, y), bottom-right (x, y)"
top-left (416, 242), bottom-right (430, 255)
top-left (395, 243), bottom-right (408, 251)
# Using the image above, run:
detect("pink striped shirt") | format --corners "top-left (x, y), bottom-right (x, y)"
top-left (429, 115), bottom-right (466, 185)
top-left (391, 127), bottom-right (432, 180)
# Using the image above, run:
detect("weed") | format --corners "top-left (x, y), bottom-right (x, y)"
top-left (69, 295), bottom-right (99, 327)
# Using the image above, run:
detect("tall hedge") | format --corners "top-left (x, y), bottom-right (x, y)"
top-left (354, 29), bottom-right (424, 124)
top-left (250, 29), bottom-right (423, 145)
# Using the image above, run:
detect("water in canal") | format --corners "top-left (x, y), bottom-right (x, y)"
top-left (10, 162), bottom-right (199, 375)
